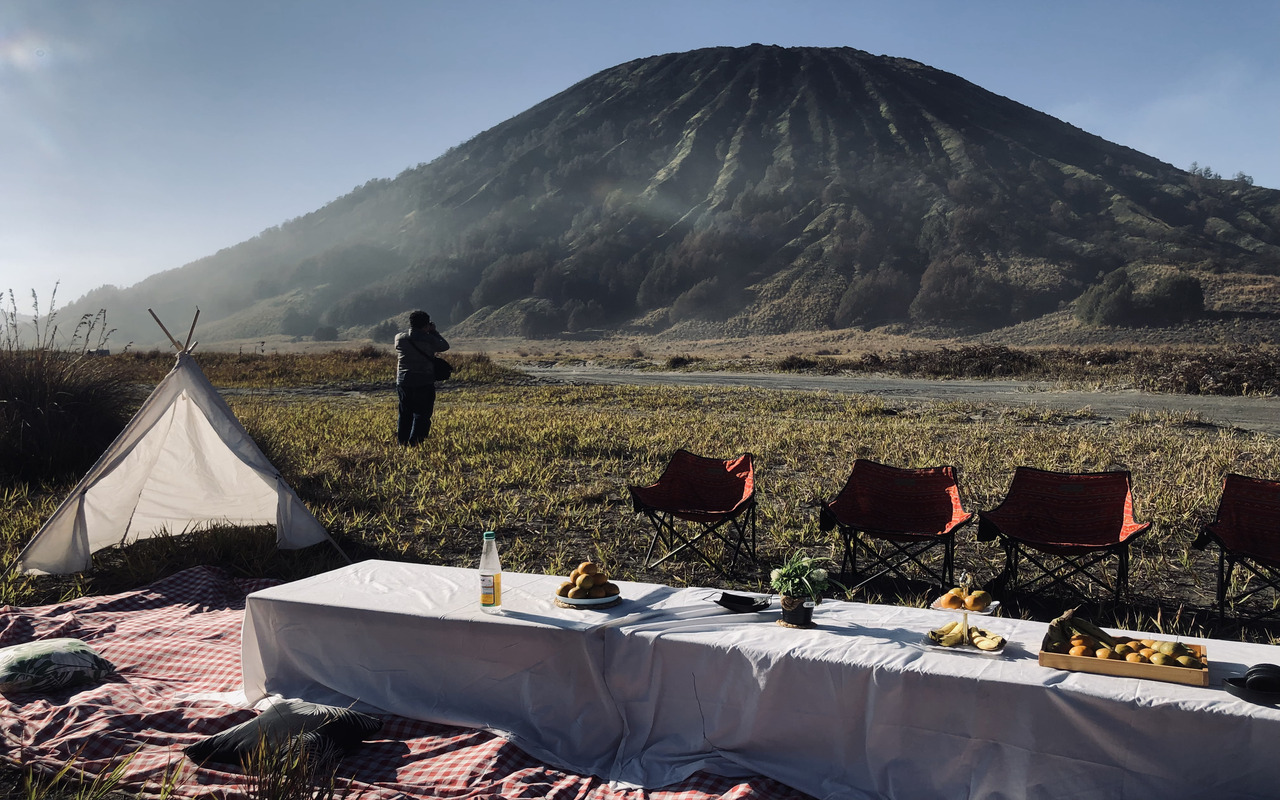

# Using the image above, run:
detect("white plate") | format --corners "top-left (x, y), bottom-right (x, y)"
top-left (929, 597), bottom-right (1000, 615)
top-left (921, 634), bottom-right (1009, 656)
top-left (557, 594), bottom-right (620, 606)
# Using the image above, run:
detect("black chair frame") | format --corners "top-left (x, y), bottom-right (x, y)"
top-left (1194, 528), bottom-right (1280, 627)
top-left (997, 540), bottom-right (1130, 604)
top-left (830, 516), bottom-right (958, 591)
top-left (640, 502), bottom-right (757, 576)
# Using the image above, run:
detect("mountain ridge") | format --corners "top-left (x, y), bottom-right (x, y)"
top-left (64, 44), bottom-right (1280, 348)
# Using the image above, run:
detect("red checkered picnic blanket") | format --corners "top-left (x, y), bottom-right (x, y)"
top-left (1, 566), bottom-right (811, 800)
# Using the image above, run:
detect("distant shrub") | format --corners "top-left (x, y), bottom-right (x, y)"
top-left (370, 321), bottom-right (398, 344)
top-left (1074, 270), bottom-right (1136, 326)
top-left (1142, 274), bottom-right (1204, 323)
top-left (1075, 270), bottom-right (1203, 327)
top-left (665, 355), bottom-right (700, 369)
top-left (909, 256), bottom-right (1012, 325)
top-left (835, 267), bottom-right (916, 327)
top-left (312, 325), bottom-right (340, 341)
top-left (777, 354), bottom-right (817, 372)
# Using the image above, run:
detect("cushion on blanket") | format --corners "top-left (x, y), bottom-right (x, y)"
top-left (184, 698), bottom-right (383, 765)
top-left (0, 637), bottom-right (116, 693)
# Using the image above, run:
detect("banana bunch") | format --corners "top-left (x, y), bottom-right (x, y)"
top-left (927, 620), bottom-right (1006, 651)
top-left (1042, 607), bottom-right (1116, 652)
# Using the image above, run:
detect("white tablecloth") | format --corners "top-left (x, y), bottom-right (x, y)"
top-left (243, 562), bottom-right (1280, 799)
top-left (241, 560), bottom-right (680, 776)
top-left (606, 592), bottom-right (1280, 799)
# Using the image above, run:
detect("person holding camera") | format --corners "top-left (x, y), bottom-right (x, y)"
top-left (394, 310), bottom-right (450, 446)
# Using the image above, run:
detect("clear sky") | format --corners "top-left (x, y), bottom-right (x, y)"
top-left (3, 0), bottom-right (1277, 306)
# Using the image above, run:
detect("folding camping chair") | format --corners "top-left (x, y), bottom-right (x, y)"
top-left (1192, 473), bottom-right (1280, 625)
top-left (628, 449), bottom-right (757, 575)
top-left (818, 459), bottom-right (973, 591)
top-left (977, 467), bottom-right (1150, 603)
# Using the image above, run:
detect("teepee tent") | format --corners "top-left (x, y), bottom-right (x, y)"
top-left (16, 311), bottom-right (343, 575)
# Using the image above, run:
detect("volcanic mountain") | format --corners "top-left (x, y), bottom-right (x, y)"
top-left (70, 44), bottom-right (1280, 346)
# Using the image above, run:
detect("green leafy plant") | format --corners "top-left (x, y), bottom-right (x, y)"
top-left (770, 552), bottom-right (841, 602)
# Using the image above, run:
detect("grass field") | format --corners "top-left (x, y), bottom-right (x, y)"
top-left (4, 347), bottom-right (1279, 645)
top-left (5, 344), bottom-right (1280, 798)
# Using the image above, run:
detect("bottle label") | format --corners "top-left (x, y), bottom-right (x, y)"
top-left (481, 572), bottom-right (502, 607)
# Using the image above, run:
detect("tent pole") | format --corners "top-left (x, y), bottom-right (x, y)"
top-left (182, 308), bottom-right (200, 352)
top-left (148, 309), bottom-right (185, 352)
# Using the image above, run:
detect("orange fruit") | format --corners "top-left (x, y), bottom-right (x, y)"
top-left (579, 561), bottom-right (599, 575)
top-left (1069, 645), bottom-right (1091, 657)
top-left (1070, 635), bottom-right (1098, 650)
top-left (939, 593), bottom-right (965, 609)
top-left (1096, 648), bottom-right (1117, 660)
top-left (1125, 652), bottom-right (1148, 663)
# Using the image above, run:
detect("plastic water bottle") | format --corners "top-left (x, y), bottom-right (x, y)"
top-left (480, 530), bottom-right (502, 613)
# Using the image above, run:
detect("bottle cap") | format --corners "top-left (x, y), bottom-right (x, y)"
top-left (483, 531), bottom-right (495, 539)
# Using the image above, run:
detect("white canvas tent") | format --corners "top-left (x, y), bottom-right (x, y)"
top-left (17, 316), bottom-right (343, 574)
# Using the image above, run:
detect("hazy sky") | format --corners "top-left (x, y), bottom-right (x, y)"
top-left (3, 1), bottom-right (1277, 306)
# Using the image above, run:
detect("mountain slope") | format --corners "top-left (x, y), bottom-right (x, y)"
top-left (69, 45), bottom-right (1280, 346)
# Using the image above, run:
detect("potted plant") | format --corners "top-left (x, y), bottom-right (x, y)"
top-left (770, 552), bottom-right (841, 628)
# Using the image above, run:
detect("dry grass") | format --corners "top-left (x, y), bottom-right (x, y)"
top-left (6, 370), bottom-right (1278, 640)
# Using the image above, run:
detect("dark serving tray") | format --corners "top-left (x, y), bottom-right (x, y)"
top-left (715, 592), bottom-right (771, 613)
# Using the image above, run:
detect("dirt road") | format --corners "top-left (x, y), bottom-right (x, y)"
top-left (520, 365), bottom-right (1280, 436)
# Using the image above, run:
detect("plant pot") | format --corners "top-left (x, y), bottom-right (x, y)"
top-left (778, 594), bottom-right (817, 628)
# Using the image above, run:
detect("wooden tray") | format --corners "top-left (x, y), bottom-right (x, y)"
top-left (1039, 644), bottom-right (1208, 687)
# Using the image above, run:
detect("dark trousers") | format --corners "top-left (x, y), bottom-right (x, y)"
top-left (397, 383), bottom-right (437, 445)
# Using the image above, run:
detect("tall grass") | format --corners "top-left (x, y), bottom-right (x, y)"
top-left (0, 290), bottom-right (135, 484)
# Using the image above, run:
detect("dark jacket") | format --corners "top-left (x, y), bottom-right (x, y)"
top-left (394, 328), bottom-right (450, 387)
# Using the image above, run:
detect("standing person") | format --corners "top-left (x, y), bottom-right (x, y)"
top-left (394, 310), bottom-right (450, 446)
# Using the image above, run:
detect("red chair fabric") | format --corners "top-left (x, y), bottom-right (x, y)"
top-left (1194, 473), bottom-right (1280, 624)
top-left (978, 467), bottom-right (1150, 601)
top-left (1202, 473), bottom-right (1280, 565)
top-left (819, 459), bottom-right (973, 588)
top-left (629, 450), bottom-right (756, 573)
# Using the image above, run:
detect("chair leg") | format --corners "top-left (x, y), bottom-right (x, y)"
top-left (1116, 545), bottom-right (1127, 604)
top-left (1217, 551), bottom-right (1228, 625)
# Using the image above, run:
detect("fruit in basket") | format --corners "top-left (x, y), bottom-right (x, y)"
top-left (928, 620), bottom-right (1004, 650)
top-left (1042, 608), bottom-right (1117, 653)
top-left (1042, 612), bottom-right (1206, 669)
top-left (968, 627), bottom-right (1005, 651)
top-left (927, 621), bottom-right (964, 646)
top-left (563, 561), bottom-right (620, 600)
top-left (1069, 634), bottom-right (1098, 651)
top-left (963, 590), bottom-right (993, 612)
